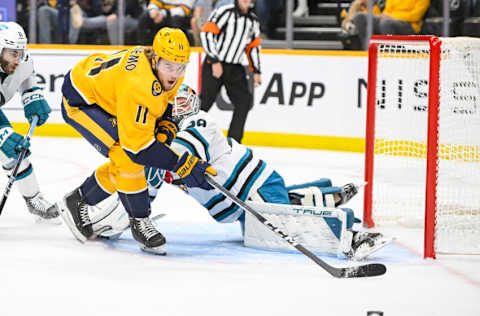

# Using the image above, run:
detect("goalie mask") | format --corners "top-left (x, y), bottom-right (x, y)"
top-left (171, 84), bottom-right (201, 127)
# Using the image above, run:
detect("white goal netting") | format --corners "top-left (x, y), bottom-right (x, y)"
top-left (370, 37), bottom-right (480, 254)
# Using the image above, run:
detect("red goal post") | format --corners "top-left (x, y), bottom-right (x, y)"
top-left (363, 35), bottom-right (480, 259)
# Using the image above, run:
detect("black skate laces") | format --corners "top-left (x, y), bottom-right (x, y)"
top-left (136, 218), bottom-right (159, 240)
top-left (341, 183), bottom-right (358, 203)
top-left (77, 201), bottom-right (91, 227)
top-left (352, 232), bottom-right (381, 249)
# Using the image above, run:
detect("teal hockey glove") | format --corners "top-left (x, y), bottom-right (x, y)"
top-left (0, 126), bottom-right (31, 162)
top-left (22, 87), bottom-right (51, 126)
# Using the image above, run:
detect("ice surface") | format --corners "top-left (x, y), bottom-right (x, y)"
top-left (0, 137), bottom-right (478, 316)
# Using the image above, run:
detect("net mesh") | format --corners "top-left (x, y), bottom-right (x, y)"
top-left (371, 37), bottom-right (480, 254)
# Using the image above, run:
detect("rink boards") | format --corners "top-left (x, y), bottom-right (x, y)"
top-left (6, 45), bottom-right (369, 151)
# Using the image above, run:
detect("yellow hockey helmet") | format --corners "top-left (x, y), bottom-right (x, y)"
top-left (152, 27), bottom-right (191, 64)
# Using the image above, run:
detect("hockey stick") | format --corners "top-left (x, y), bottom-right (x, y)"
top-left (205, 174), bottom-right (386, 278)
top-left (0, 116), bottom-right (39, 215)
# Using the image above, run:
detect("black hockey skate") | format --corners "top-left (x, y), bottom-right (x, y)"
top-left (24, 192), bottom-right (60, 220)
top-left (345, 231), bottom-right (393, 261)
top-left (57, 188), bottom-right (93, 243)
top-left (335, 183), bottom-right (361, 206)
top-left (130, 217), bottom-right (166, 255)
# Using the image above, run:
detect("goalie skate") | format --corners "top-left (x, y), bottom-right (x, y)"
top-left (130, 217), bottom-right (166, 255)
top-left (336, 182), bottom-right (364, 206)
top-left (346, 231), bottom-right (393, 261)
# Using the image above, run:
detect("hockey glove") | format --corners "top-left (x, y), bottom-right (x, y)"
top-left (145, 166), bottom-right (166, 190)
top-left (22, 87), bottom-right (51, 126)
top-left (0, 126), bottom-right (31, 162)
top-left (155, 118), bottom-right (178, 145)
top-left (172, 152), bottom-right (216, 190)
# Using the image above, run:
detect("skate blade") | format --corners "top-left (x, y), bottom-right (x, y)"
top-left (353, 237), bottom-right (394, 261)
top-left (34, 216), bottom-right (62, 225)
top-left (140, 244), bottom-right (166, 255)
top-left (98, 232), bottom-right (123, 240)
top-left (57, 200), bottom-right (87, 243)
top-left (151, 213), bottom-right (166, 222)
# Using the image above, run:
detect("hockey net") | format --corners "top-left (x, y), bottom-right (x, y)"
top-left (364, 35), bottom-right (480, 258)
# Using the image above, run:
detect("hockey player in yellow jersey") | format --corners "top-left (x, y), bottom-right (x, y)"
top-left (57, 27), bottom-right (216, 254)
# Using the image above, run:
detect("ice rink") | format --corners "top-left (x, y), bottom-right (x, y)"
top-left (1, 136), bottom-right (479, 316)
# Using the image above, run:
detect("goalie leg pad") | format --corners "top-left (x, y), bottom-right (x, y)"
top-left (286, 178), bottom-right (333, 191)
top-left (90, 194), bottom-right (130, 239)
top-left (250, 171), bottom-right (290, 204)
top-left (288, 186), bottom-right (335, 207)
top-left (243, 201), bottom-right (356, 257)
top-left (318, 186), bottom-right (342, 207)
top-left (324, 208), bottom-right (355, 239)
top-left (287, 180), bottom-right (362, 208)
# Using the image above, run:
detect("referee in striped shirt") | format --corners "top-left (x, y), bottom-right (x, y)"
top-left (200, 0), bottom-right (261, 143)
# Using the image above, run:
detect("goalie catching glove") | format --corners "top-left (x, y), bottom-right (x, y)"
top-left (172, 152), bottom-right (216, 190)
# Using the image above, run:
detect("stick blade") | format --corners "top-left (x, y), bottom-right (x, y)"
top-left (341, 263), bottom-right (387, 278)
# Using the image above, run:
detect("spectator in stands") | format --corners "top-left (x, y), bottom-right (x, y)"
top-left (341, 0), bottom-right (381, 34)
top-left (137, 0), bottom-right (195, 45)
top-left (69, 0), bottom-right (143, 45)
top-left (190, 0), bottom-right (233, 46)
top-left (37, 0), bottom-right (61, 43)
top-left (36, 0), bottom-right (73, 44)
top-left (352, 0), bottom-right (430, 50)
top-left (255, 0), bottom-right (279, 39)
top-left (292, 0), bottom-right (309, 17)
top-left (106, 0), bottom-right (143, 44)
top-left (59, 0), bottom-right (73, 43)
top-left (338, 0), bottom-right (381, 50)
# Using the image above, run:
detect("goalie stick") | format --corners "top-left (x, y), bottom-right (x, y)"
top-left (0, 116), bottom-right (39, 216)
top-left (205, 174), bottom-right (387, 278)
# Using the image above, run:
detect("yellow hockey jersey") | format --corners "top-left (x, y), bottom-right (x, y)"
top-left (69, 46), bottom-right (183, 157)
